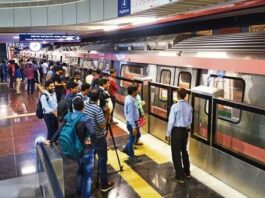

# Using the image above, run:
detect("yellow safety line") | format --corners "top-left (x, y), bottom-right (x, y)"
top-left (134, 145), bottom-right (169, 164)
top-left (108, 149), bottom-right (162, 198)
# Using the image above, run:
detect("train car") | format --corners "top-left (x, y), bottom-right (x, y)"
top-left (65, 31), bottom-right (265, 197)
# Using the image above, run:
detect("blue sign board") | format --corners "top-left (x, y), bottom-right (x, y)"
top-left (19, 34), bottom-right (81, 43)
top-left (118, 0), bottom-right (131, 17)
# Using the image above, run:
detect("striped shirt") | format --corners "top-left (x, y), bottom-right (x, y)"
top-left (84, 101), bottom-right (106, 139)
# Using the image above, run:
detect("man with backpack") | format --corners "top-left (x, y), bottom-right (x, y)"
top-left (59, 97), bottom-right (95, 198)
top-left (84, 88), bottom-right (115, 192)
top-left (40, 80), bottom-right (58, 140)
top-left (57, 81), bottom-right (79, 123)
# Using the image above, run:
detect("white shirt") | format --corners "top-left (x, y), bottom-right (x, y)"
top-left (41, 63), bottom-right (48, 74)
top-left (63, 66), bottom-right (70, 77)
top-left (85, 74), bottom-right (93, 85)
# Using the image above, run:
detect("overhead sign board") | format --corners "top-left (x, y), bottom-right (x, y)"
top-left (19, 34), bottom-right (81, 43)
top-left (131, 0), bottom-right (177, 14)
top-left (118, 0), bottom-right (131, 17)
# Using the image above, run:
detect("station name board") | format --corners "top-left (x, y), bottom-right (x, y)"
top-left (19, 34), bottom-right (81, 43)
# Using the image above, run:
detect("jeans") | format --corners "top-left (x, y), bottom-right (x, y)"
top-left (93, 138), bottom-right (108, 187)
top-left (43, 113), bottom-right (58, 140)
top-left (27, 79), bottom-right (35, 94)
top-left (171, 127), bottom-right (190, 179)
top-left (135, 127), bottom-right (141, 143)
top-left (76, 148), bottom-right (94, 198)
top-left (123, 122), bottom-right (136, 157)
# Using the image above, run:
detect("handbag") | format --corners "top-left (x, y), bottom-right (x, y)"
top-left (138, 116), bottom-right (145, 127)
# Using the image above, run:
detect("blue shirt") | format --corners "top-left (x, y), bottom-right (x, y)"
top-left (166, 100), bottom-right (192, 137)
top-left (40, 90), bottom-right (58, 114)
top-left (15, 69), bottom-right (22, 79)
top-left (124, 95), bottom-right (139, 128)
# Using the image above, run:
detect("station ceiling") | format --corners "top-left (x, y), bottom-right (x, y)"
top-left (0, 0), bottom-right (264, 42)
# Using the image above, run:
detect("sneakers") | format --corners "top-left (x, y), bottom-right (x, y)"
top-left (175, 178), bottom-right (185, 184)
top-left (185, 173), bottom-right (191, 178)
top-left (135, 141), bottom-right (143, 146)
top-left (101, 181), bottom-right (115, 192)
top-left (128, 156), bottom-right (142, 164)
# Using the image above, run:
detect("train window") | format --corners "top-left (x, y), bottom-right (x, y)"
top-left (105, 62), bottom-right (111, 70)
top-left (159, 69), bottom-right (171, 101)
top-left (173, 72), bottom-right (192, 102)
top-left (178, 72), bottom-right (191, 89)
top-left (206, 75), bottom-right (245, 123)
top-left (120, 64), bottom-right (148, 88)
top-left (83, 60), bottom-right (94, 69)
top-left (214, 104), bottom-right (265, 166)
top-left (98, 61), bottom-right (104, 70)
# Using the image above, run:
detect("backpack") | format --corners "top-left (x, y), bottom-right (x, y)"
top-left (36, 93), bottom-right (49, 119)
top-left (58, 112), bottom-right (85, 159)
top-left (57, 95), bottom-right (74, 122)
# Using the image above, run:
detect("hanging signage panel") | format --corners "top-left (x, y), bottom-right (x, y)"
top-left (118, 0), bottom-right (131, 17)
top-left (19, 34), bottom-right (81, 43)
top-left (131, 0), bottom-right (177, 14)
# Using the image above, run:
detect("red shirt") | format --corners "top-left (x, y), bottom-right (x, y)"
top-left (24, 64), bottom-right (35, 80)
top-left (109, 77), bottom-right (118, 96)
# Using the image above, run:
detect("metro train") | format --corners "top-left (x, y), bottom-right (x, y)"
top-left (20, 31), bottom-right (265, 197)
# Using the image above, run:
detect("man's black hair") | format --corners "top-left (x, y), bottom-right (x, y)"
top-left (74, 71), bottom-right (80, 76)
top-left (89, 88), bottom-right (100, 102)
top-left (67, 81), bottom-right (79, 89)
top-left (88, 69), bottom-right (93, 74)
top-left (178, 88), bottom-right (187, 99)
top-left (127, 84), bottom-right (138, 95)
top-left (81, 83), bottom-right (90, 92)
top-left (73, 97), bottom-right (84, 111)
top-left (45, 80), bottom-right (54, 88)
top-left (96, 68), bottom-right (101, 74)
top-left (110, 69), bottom-right (116, 75)
top-left (55, 66), bottom-right (63, 72)
top-left (98, 78), bottom-right (108, 86)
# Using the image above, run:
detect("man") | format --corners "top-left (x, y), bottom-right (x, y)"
top-left (84, 88), bottom-right (115, 192)
top-left (108, 69), bottom-right (118, 122)
top-left (8, 60), bottom-right (15, 88)
top-left (73, 71), bottom-right (83, 89)
top-left (165, 88), bottom-right (192, 184)
top-left (85, 69), bottom-right (93, 85)
top-left (123, 84), bottom-right (141, 164)
top-left (41, 60), bottom-right (48, 84)
top-left (1, 59), bottom-right (7, 82)
top-left (53, 66), bottom-right (65, 102)
top-left (75, 83), bottom-right (90, 102)
top-left (71, 98), bottom-right (95, 198)
top-left (41, 80), bottom-right (58, 140)
top-left (24, 61), bottom-right (35, 94)
top-left (98, 78), bottom-right (113, 123)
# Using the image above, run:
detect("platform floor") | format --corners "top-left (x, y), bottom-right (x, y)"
top-left (0, 83), bottom-right (247, 198)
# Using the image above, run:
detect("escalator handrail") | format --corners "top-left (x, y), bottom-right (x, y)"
top-left (38, 143), bottom-right (64, 198)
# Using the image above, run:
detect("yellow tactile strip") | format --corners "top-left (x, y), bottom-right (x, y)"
top-left (107, 143), bottom-right (169, 198)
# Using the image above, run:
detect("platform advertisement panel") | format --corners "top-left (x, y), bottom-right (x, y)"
top-left (118, 0), bottom-right (131, 17)
top-left (131, 0), bottom-right (177, 14)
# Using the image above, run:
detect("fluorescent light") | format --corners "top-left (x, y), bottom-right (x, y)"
top-left (196, 52), bottom-right (229, 59)
top-left (13, 36), bottom-right (19, 39)
top-left (21, 165), bottom-right (36, 175)
top-left (90, 50), bottom-right (98, 54)
top-left (104, 25), bottom-right (119, 32)
top-left (131, 17), bottom-right (157, 26)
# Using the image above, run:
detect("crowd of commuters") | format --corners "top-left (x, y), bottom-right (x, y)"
top-left (35, 61), bottom-right (147, 197)
top-left (1, 57), bottom-right (192, 196)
